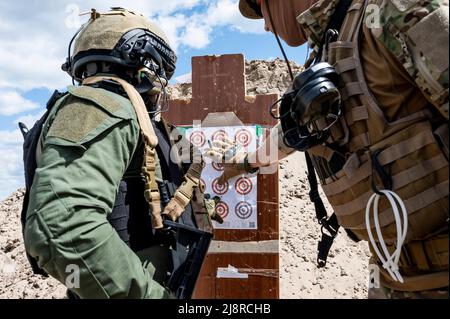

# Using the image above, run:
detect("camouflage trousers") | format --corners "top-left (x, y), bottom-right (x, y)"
top-left (369, 286), bottom-right (449, 299)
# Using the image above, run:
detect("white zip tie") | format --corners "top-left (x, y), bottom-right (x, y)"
top-left (366, 190), bottom-right (408, 283)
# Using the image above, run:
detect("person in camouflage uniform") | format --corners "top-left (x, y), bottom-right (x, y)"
top-left (208, 0), bottom-right (448, 299)
top-left (22, 8), bottom-right (214, 299)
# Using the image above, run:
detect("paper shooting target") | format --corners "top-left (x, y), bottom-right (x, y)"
top-left (212, 129), bottom-right (229, 143)
top-left (235, 201), bottom-right (253, 220)
top-left (215, 201), bottom-right (229, 219)
top-left (189, 131), bottom-right (206, 148)
top-left (235, 177), bottom-right (253, 196)
top-left (234, 128), bottom-right (252, 147)
top-left (212, 162), bottom-right (224, 172)
top-left (212, 177), bottom-right (229, 195)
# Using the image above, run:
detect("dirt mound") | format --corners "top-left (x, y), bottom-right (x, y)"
top-left (0, 189), bottom-right (66, 299)
top-left (0, 59), bottom-right (369, 299)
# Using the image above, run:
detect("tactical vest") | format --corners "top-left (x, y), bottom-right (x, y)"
top-left (309, 0), bottom-right (449, 290)
top-left (107, 118), bottom-right (198, 251)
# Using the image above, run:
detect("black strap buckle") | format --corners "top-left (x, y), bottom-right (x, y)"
top-left (317, 230), bottom-right (335, 268)
top-left (305, 153), bottom-right (341, 268)
top-left (158, 180), bottom-right (172, 207)
top-left (319, 216), bottom-right (339, 238)
top-left (317, 214), bottom-right (340, 268)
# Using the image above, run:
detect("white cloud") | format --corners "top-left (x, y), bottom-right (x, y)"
top-left (0, 115), bottom-right (44, 201)
top-left (15, 111), bottom-right (46, 129)
top-left (0, 130), bottom-right (23, 201)
top-left (175, 72), bottom-right (192, 83)
top-left (204, 0), bottom-right (265, 34)
top-left (0, 0), bottom-right (264, 93)
top-left (0, 90), bottom-right (39, 116)
top-left (0, 129), bottom-right (22, 145)
top-left (152, 14), bottom-right (191, 51)
top-left (182, 22), bottom-right (212, 49)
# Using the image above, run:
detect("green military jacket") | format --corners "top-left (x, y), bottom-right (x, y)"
top-left (25, 85), bottom-right (174, 298)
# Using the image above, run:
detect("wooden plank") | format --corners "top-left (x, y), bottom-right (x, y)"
top-left (167, 54), bottom-right (278, 127)
top-left (194, 253), bottom-right (279, 299)
top-left (166, 54), bottom-right (279, 299)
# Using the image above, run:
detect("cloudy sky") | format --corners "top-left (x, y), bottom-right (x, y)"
top-left (0, 0), bottom-right (308, 201)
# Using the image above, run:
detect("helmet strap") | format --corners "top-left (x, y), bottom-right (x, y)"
top-left (136, 67), bottom-right (170, 116)
top-left (264, 0), bottom-right (295, 82)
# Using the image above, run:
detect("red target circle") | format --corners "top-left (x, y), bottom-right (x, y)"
top-left (190, 131), bottom-right (206, 147)
top-left (235, 129), bottom-right (252, 147)
top-left (212, 178), bottom-right (229, 195)
top-left (212, 162), bottom-right (224, 172)
top-left (215, 202), bottom-right (229, 219)
top-left (235, 177), bottom-right (253, 196)
top-left (212, 130), bottom-right (229, 143)
top-left (235, 201), bottom-right (253, 220)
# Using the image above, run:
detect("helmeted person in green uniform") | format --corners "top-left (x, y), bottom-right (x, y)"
top-left (22, 8), bottom-right (214, 299)
top-left (207, 0), bottom-right (449, 298)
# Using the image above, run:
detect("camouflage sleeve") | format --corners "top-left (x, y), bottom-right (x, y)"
top-left (373, 0), bottom-right (449, 118)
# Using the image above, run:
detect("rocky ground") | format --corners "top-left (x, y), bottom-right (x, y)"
top-left (0, 59), bottom-right (370, 299)
top-left (278, 153), bottom-right (370, 298)
top-left (0, 189), bottom-right (66, 299)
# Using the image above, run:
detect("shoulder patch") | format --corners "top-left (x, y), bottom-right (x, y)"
top-left (67, 85), bottom-right (134, 120)
top-left (407, 6), bottom-right (449, 73)
top-left (378, 0), bottom-right (449, 116)
top-left (47, 96), bottom-right (110, 144)
top-left (45, 87), bottom-right (139, 146)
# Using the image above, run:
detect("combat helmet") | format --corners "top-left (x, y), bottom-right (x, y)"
top-left (62, 7), bottom-right (177, 91)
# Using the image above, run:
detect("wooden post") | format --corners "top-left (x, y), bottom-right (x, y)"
top-left (166, 54), bottom-right (280, 299)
